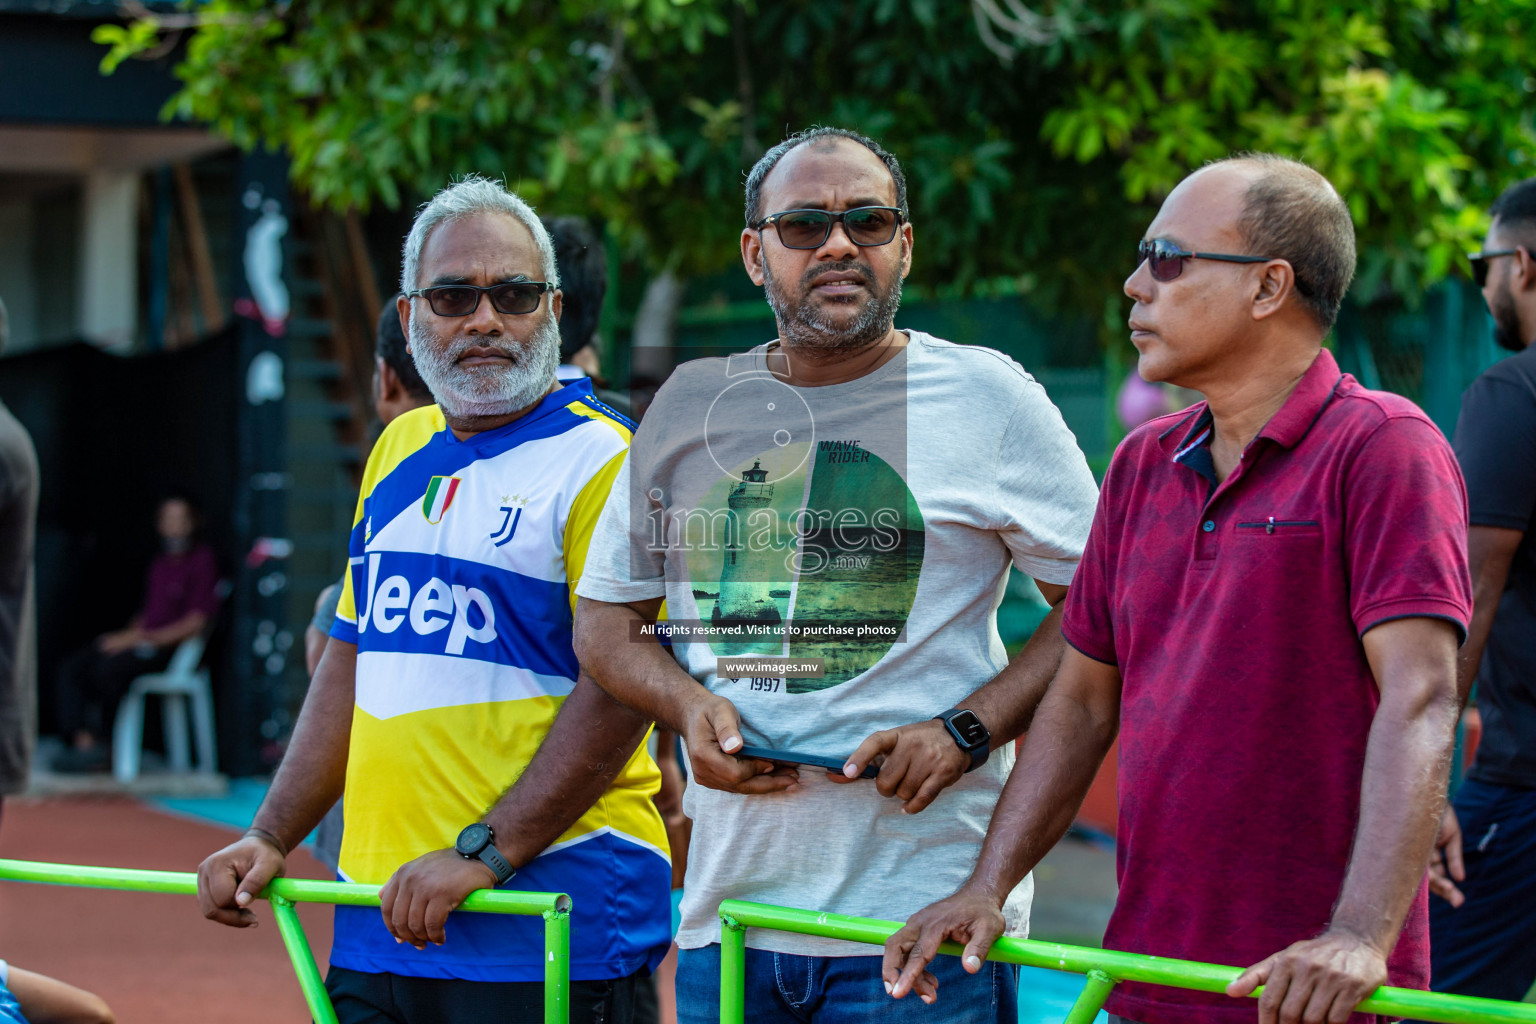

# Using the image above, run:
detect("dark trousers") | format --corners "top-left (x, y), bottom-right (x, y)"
top-left (324, 966), bottom-right (655, 1024)
top-left (55, 644), bottom-right (172, 743)
top-left (1428, 776), bottom-right (1536, 1003)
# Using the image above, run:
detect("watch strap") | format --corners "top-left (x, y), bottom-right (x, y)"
top-left (476, 843), bottom-right (515, 886)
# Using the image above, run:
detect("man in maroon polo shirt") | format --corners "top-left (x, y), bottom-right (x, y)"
top-left (883, 154), bottom-right (1471, 1024)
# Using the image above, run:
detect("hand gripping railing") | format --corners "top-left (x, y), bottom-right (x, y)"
top-left (718, 900), bottom-right (1536, 1024)
top-left (0, 858), bottom-right (572, 1024)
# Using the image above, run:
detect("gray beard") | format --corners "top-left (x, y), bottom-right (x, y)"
top-left (762, 256), bottom-right (903, 355)
top-left (408, 311), bottom-right (561, 419)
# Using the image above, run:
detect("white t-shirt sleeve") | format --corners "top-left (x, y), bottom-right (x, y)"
top-left (0, 960), bottom-right (9, 986)
top-left (573, 454), bottom-right (669, 604)
top-left (992, 379), bottom-right (1100, 585)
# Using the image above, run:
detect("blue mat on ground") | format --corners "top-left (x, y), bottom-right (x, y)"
top-left (1018, 965), bottom-right (1108, 1023)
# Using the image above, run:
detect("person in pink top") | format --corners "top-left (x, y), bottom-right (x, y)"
top-left (53, 495), bottom-right (218, 772)
top-left (883, 155), bottom-right (1472, 1024)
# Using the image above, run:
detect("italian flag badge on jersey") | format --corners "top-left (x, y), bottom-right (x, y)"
top-left (422, 475), bottom-right (462, 524)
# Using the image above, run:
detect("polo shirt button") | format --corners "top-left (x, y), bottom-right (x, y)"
top-left (1202, 520), bottom-right (1216, 533)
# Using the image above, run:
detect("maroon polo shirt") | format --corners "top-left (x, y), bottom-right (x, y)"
top-left (1062, 348), bottom-right (1471, 1024)
top-left (139, 543), bottom-right (219, 632)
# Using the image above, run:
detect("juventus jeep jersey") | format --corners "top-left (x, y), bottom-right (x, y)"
top-left (328, 379), bottom-right (671, 982)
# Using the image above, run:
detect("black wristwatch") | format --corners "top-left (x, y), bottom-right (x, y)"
top-left (454, 823), bottom-right (515, 885)
top-left (935, 708), bottom-right (991, 773)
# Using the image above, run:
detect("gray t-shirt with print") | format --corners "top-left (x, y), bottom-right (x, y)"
top-left (576, 331), bottom-right (1099, 955)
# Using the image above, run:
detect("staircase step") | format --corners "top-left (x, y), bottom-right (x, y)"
top-left (288, 359), bottom-right (341, 381)
top-left (287, 400), bottom-right (356, 421)
top-left (289, 442), bottom-right (362, 464)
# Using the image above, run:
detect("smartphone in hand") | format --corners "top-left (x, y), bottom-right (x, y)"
top-left (735, 745), bottom-right (878, 779)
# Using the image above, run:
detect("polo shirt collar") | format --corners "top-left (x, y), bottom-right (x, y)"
top-left (1255, 347), bottom-right (1345, 450)
top-left (1164, 404), bottom-right (1213, 459)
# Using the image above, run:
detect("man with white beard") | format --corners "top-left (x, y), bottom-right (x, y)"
top-left (195, 177), bottom-right (671, 1024)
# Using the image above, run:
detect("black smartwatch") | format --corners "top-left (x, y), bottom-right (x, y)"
top-left (935, 708), bottom-right (991, 773)
top-left (454, 822), bottom-right (515, 885)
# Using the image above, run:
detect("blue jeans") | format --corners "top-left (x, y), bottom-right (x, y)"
top-left (1428, 776), bottom-right (1536, 1003)
top-left (675, 944), bottom-right (1018, 1024)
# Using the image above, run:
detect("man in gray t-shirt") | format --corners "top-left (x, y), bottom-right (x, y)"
top-left (0, 297), bottom-right (38, 816)
top-left (574, 129), bottom-right (1098, 1023)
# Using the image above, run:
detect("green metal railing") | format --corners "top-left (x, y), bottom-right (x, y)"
top-left (719, 900), bottom-right (1536, 1024)
top-left (0, 858), bottom-right (572, 1024)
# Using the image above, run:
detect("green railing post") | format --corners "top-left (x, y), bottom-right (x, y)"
top-left (1062, 968), bottom-right (1114, 1024)
top-left (715, 900), bottom-right (1536, 1024)
top-left (269, 893), bottom-right (340, 1024)
top-left (0, 859), bottom-right (574, 1024)
top-left (720, 913), bottom-right (746, 1024)
top-left (543, 905), bottom-right (572, 1024)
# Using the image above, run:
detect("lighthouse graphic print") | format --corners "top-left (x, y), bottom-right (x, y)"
top-left (688, 440), bottom-right (923, 692)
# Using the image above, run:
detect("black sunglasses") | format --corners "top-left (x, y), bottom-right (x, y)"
top-left (1469, 248), bottom-right (1522, 288)
top-left (1137, 239), bottom-right (1277, 283)
top-left (751, 206), bottom-right (904, 250)
top-left (404, 281), bottom-right (550, 317)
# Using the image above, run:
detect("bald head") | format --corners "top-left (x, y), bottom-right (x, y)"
top-left (1201, 154), bottom-right (1356, 330)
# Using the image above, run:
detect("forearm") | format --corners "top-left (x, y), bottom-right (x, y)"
top-left (1330, 686), bottom-right (1459, 948)
top-left (250, 640), bottom-right (356, 851)
top-left (1455, 527), bottom-right (1519, 702)
top-left (140, 611), bottom-right (206, 648)
top-left (483, 673), bottom-right (652, 868)
top-left (967, 671), bottom-right (1118, 900)
top-left (7, 968), bottom-right (112, 1024)
top-left (575, 596), bottom-right (710, 733)
top-left (962, 603), bottom-right (1066, 745)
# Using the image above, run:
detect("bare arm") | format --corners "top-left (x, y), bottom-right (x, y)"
top-left (839, 580), bottom-right (1072, 813)
top-left (964, 581), bottom-right (1071, 742)
top-left (378, 671), bottom-right (656, 948)
top-left (7, 967), bottom-right (114, 1024)
top-left (1430, 525), bottom-right (1523, 905)
top-left (652, 725), bottom-right (692, 889)
top-left (304, 625), bottom-right (329, 677)
top-left (884, 646), bottom-right (1122, 999)
top-left (575, 595), bottom-right (797, 796)
top-left (1455, 525), bottom-right (1522, 702)
top-left (483, 672), bottom-right (651, 866)
top-left (250, 638), bottom-right (356, 848)
top-left (138, 610), bottom-right (207, 649)
top-left (1228, 616), bottom-right (1461, 1024)
top-left (195, 639), bottom-right (355, 927)
top-left (575, 595), bottom-right (698, 733)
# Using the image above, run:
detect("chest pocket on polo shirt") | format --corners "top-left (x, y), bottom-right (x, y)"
top-left (1235, 519), bottom-right (1322, 537)
top-left (1231, 518), bottom-right (1324, 584)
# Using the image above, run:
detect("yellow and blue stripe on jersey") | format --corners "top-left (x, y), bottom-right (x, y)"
top-left (329, 379), bottom-right (670, 983)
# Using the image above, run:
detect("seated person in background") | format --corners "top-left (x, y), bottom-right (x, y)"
top-left (52, 495), bottom-right (217, 772)
top-left (0, 959), bottom-right (113, 1024)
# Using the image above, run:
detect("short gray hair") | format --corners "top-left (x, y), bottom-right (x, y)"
top-left (400, 175), bottom-right (559, 292)
top-left (1213, 153), bottom-right (1356, 331)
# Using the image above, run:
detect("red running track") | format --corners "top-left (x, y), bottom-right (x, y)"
top-left (0, 796), bottom-right (334, 1023)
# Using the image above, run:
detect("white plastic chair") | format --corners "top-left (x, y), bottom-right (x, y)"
top-left (111, 635), bottom-right (218, 782)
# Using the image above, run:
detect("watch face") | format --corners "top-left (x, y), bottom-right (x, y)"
top-left (949, 710), bottom-right (988, 747)
top-left (456, 822), bottom-right (491, 856)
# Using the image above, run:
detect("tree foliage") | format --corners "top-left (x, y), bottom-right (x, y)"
top-left (100, 0), bottom-right (1536, 318)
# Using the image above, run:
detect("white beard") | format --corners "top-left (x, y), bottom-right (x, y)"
top-left (408, 311), bottom-right (561, 419)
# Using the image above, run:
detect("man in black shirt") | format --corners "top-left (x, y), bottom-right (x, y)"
top-left (1428, 176), bottom-right (1536, 1002)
